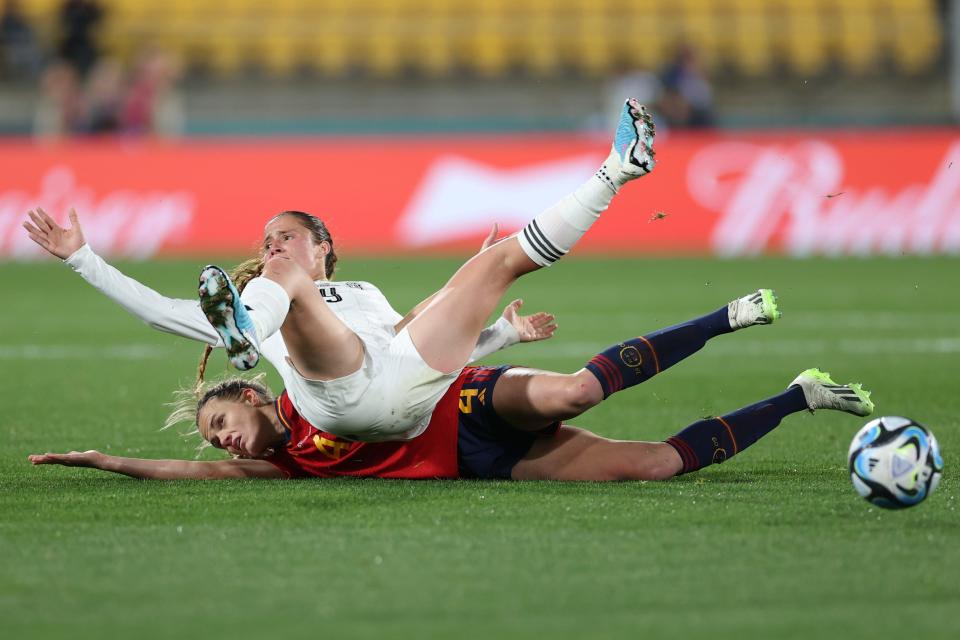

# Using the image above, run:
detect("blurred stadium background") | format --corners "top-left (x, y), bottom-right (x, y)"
top-left (0, 0), bottom-right (958, 260)
top-left (2, 3), bottom-right (959, 640)
top-left (0, 0), bottom-right (960, 257)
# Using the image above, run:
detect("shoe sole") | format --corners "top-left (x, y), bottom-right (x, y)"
top-left (616, 99), bottom-right (656, 173)
top-left (199, 266), bottom-right (260, 371)
top-left (759, 288), bottom-right (782, 323)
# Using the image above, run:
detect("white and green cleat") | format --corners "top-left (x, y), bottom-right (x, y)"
top-left (728, 288), bottom-right (781, 330)
top-left (789, 368), bottom-right (874, 417)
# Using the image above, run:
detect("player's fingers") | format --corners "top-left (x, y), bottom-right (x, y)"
top-left (36, 207), bottom-right (59, 230)
top-left (23, 219), bottom-right (46, 236)
top-left (531, 313), bottom-right (554, 327)
top-left (531, 326), bottom-right (557, 341)
top-left (24, 224), bottom-right (49, 242)
top-left (27, 210), bottom-right (51, 233)
top-left (68, 208), bottom-right (81, 229)
top-left (25, 230), bottom-right (53, 250)
top-left (538, 319), bottom-right (557, 332)
top-left (28, 208), bottom-right (48, 228)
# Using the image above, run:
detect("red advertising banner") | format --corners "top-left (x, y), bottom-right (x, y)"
top-left (2, 130), bottom-right (959, 258)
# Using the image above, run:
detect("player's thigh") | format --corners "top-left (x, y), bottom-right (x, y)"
top-left (277, 283), bottom-right (364, 381)
top-left (407, 238), bottom-right (539, 373)
top-left (492, 367), bottom-right (602, 428)
top-left (512, 426), bottom-right (619, 480)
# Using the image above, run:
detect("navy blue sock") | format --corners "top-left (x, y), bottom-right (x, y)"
top-left (584, 306), bottom-right (732, 398)
top-left (665, 386), bottom-right (809, 474)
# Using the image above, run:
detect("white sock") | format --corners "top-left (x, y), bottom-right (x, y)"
top-left (517, 150), bottom-right (621, 267)
top-left (240, 277), bottom-right (291, 343)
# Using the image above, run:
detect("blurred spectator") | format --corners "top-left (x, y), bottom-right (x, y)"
top-left (0, 0), bottom-right (43, 78)
top-left (34, 60), bottom-right (83, 138)
top-left (604, 67), bottom-right (663, 128)
top-left (58, 0), bottom-right (103, 77)
top-left (34, 50), bottom-right (184, 139)
top-left (121, 49), bottom-right (184, 137)
top-left (658, 46), bottom-right (715, 129)
top-left (79, 57), bottom-right (123, 133)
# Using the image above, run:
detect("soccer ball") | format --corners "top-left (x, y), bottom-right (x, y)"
top-left (848, 417), bottom-right (944, 509)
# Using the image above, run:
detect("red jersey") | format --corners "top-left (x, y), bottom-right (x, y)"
top-left (266, 369), bottom-right (468, 479)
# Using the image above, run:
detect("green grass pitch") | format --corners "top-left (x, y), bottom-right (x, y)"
top-left (2, 255), bottom-right (958, 639)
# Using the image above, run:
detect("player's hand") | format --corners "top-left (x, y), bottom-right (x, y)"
top-left (28, 450), bottom-right (103, 468)
top-left (22, 207), bottom-right (86, 259)
top-left (480, 223), bottom-right (505, 251)
top-left (502, 299), bottom-right (557, 343)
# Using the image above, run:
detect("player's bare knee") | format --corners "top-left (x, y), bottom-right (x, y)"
top-left (557, 375), bottom-right (603, 416)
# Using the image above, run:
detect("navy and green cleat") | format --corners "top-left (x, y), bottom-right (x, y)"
top-left (199, 265), bottom-right (260, 371)
top-left (789, 368), bottom-right (874, 417)
top-left (597, 98), bottom-right (656, 192)
top-left (728, 288), bottom-right (781, 330)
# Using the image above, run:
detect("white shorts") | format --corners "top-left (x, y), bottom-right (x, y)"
top-left (283, 328), bottom-right (462, 442)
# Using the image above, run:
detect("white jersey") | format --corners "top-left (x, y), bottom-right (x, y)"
top-left (64, 245), bottom-right (520, 439)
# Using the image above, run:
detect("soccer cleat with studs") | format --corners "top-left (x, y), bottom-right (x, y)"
top-left (789, 368), bottom-right (874, 417)
top-left (728, 288), bottom-right (781, 330)
top-left (199, 265), bottom-right (260, 371)
top-left (596, 98), bottom-right (657, 193)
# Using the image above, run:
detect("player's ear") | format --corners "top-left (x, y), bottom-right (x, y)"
top-left (241, 388), bottom-right (258, 405)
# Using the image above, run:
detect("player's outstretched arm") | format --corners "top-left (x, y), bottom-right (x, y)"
top-left (28, 450), bottom-right (284, 480)
top-left (22, 208), bottom-right (220, 345)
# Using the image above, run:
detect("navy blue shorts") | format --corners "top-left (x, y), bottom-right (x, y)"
top-left (456, 366), bottom-right (561, 479)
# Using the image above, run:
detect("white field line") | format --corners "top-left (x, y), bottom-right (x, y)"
top-left (749, 311), bottom-right (960, 330)
top-left (503, 337), bottom-right (960, 360)
top-left (5, 334), bottom-right (960, 361)
top-left (558, 311), bottom-right (960, 330)
top-left (0, 344), bottom-right (173, 359)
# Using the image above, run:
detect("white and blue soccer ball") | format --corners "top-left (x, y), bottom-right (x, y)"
top-left (848, 417), bottom-right (944, 509)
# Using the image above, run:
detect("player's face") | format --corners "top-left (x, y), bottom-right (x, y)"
top-left (198, 394), bottom-right (277, 458)
top-left (262, 215), bottom-right (329, 280)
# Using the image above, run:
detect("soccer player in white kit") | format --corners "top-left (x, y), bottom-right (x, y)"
top-left (25, 99), bottom-right (658, 443)
top-left (22, 211), bottom-right (554, 428)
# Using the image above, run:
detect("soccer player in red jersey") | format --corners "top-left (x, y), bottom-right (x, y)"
top-left (29, 298), bottom-right (874, 481)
